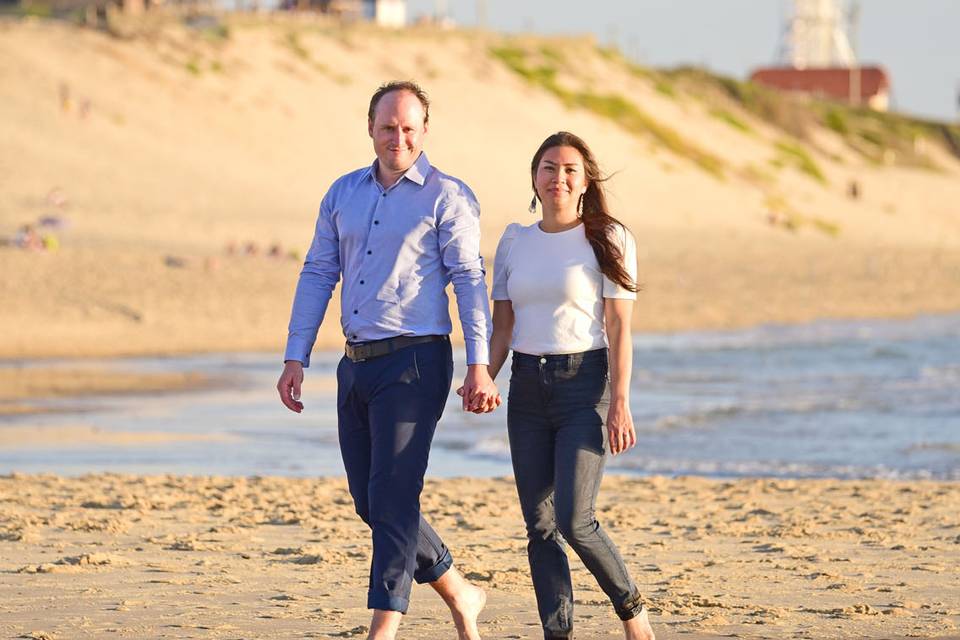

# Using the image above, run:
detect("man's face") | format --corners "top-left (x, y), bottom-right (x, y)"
top-left (368, 90), bottom-right (428, 175)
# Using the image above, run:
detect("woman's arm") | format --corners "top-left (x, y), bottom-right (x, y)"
top-left (604, 297), bottom-right (637, 455)
top-left (488, 300), bottom-right (515, 381)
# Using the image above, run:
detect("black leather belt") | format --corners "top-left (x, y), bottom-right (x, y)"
top-left (344, 334), bottom-right (447, 363)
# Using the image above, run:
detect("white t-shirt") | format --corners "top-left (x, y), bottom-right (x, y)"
top-left (491, 221), bottom-right (638, 355)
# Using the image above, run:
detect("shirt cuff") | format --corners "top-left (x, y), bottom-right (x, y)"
top-left (464, 338), bottom-right (489, 366)
top-left (284, 339), bottom-right (312, 368)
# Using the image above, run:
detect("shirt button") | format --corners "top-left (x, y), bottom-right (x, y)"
top-left (374, 220), bottom-right (379, 225)
top-left (367, 250), bottom-right (372, 255)
top-left (381, 193), bottom-right (386, 198)
top-left (353, 309), bottom-right (358, 314)
top-left (351, 335), bottom-right (357, 339)
top-left (359, 280), bottom-right (365, 285)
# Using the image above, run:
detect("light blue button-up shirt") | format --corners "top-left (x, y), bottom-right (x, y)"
top-left (284, 152), bottom-right (492, 367)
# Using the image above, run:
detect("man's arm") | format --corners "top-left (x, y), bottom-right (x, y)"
top-left (278, 193), bottom-right (341, 413)
top-left (436, 185), bottom-right (498, 412)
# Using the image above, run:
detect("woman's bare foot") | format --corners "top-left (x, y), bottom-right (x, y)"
top-left (429, 566), bottom-right (486, 640)
top-left (623, 606), bottom-right (655, 640)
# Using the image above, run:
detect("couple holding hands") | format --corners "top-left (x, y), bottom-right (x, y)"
top-left (277, 81), bottom-right (655, 640)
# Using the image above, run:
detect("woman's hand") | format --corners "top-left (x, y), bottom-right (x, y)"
top-left (606, 397), bottom-right (637, 455)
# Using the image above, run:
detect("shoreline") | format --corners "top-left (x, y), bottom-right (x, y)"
top-left (0, 366), bottom-right (232, 416)
top-left (3, 310), bottom-right (957, 418)
top-left (1, 473), bottom-right (958, 639)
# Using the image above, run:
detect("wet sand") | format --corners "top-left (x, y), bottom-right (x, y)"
top-left (0, 365), bottom-right (226, 416)
top-left (1, 473), bottom-right (958, 639)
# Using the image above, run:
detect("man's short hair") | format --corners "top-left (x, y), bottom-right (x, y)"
top-left (368, 81), bottom-right (430, 124)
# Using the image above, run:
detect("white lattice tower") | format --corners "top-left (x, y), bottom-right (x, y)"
top-left (781, 0), bottom-right (857, 68)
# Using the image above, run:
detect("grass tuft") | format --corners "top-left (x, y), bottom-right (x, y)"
top-left (775, 140), bottom-right (827, 184)
top-left (710, 108), bottom-right (752, 133)
top-left (490, 44), bottom-right (724, 178)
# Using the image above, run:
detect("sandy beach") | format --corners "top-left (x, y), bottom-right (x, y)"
top-left (1, 473), bottom-right (958, 639)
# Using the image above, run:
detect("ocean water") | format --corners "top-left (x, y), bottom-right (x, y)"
top-left (2, 314), bottom-right (958, 479)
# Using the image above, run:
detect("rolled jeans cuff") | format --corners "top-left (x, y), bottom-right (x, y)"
top-left (615, 590), bottom-right (645, 621)
top-left (368, 592), bottom-right (410, 614)
top-left (414, 547), bottom-right (453, 584)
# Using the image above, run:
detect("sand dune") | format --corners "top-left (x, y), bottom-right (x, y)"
top-left (2, 16), bottom-right (960, 358)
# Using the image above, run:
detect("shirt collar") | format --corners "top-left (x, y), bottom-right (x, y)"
top-left (404, 152), bottom-right (430, 186)
top-left (367, 152), bottom-right (431, 189)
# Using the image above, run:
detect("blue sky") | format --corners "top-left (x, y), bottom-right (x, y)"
top-left (405, 0), bottom-right (960, 122)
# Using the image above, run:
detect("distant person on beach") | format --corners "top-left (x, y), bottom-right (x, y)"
top-left (276, 81), bottom-right (496, 640)
top-left (482, 131), bottom-right (656, 640)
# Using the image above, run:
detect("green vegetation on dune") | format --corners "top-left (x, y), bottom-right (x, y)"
top-left (775, 140), bottom-right (827, 184)
top-left (284, 30), bottom-right (310, 60)
top-left (659, 66), bottom-right (957, 169)
top-left (710, 108), bottom-right (752, 133)
top-left (824, 108), bottom-right (849, 135)
top-left (279, 28), bottom-right (350, 84)
top-left (573, 93), bottom-right (725, 177)
top-left (490, 44), bottom-right (725, 178)
top-left (763, 195), bottom-right (840, 238)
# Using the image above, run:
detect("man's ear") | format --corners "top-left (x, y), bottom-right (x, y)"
top-left (422, 120), bottom-right (429, 136)
top-left (367, 118), bottom-right (374, 138)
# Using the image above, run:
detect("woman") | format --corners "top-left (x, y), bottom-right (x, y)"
top-left (487, 132), bottom-right (655, 640)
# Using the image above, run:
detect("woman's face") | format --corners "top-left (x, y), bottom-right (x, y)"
top-left (534, 145), bottom-right (588, 213)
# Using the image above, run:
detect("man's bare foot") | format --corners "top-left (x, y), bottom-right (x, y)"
top-left (429, 566), bottom-right (486, 640)
top-left (448, 582), bottom-right (486, 640)
top-left (623, 606), bottom-right (655, 640)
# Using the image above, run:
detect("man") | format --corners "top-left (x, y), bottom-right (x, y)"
top-left (277, 81), bottom-right (498, 640)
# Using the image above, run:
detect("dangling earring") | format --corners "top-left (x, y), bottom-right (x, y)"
top-left (529, 195), bottom-right (538, 214)
top-left (576, 193), bottom-right (584, 218)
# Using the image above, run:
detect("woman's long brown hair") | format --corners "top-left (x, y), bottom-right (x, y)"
top-left (531, 131), bottom-right (639, 292)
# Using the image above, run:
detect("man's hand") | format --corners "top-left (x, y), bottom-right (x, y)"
top-left (277, 361), bottom-right (305, 413)
top-left (458, 365), bottom-right (500, 414)
top-left (606, 397), bottom-right (637, 455)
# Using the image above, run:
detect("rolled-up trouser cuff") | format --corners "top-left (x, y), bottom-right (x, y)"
top-left (615, 590), bottom-right (645, 621)
top-left (368, 592), bottom-right (410, 614)
top-left (414, 548), bottom-right (453, 584)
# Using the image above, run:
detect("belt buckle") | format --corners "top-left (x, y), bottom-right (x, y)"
top-left (346, 343), bottom-right (367, 363)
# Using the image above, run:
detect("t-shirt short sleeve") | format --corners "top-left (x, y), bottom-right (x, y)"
top-left (492, 223), bottom-right (521, 300)
top-left (601, 224), bottom-right (639, 300)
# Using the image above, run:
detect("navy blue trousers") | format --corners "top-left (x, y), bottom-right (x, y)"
top-left (336, 337), bottom-right (454, 613)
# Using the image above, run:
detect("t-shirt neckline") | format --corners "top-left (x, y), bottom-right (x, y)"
top-left (535, 221), bottom-right (584, 235)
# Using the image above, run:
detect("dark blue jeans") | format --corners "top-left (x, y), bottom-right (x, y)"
top-left (336, 337), bottom-right (454, 613)
top-left (508, 348), bottom-right (643, 639)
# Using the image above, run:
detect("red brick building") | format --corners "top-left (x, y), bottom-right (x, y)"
top-left (750, 66), bottom-right (891, 111)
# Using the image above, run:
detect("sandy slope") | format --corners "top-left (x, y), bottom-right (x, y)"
top-left (1, 473), bottom-right (958, 639)
top-left (2, 16), bottom-right (960, 358)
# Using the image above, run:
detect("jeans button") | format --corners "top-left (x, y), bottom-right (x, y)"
top-left (539, 357), bottom-right (547, 364)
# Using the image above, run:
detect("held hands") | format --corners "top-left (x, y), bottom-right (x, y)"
top-left (607, 397), bottom-right (637, 455)
top-left (455, 365), bottom-right (502, 414)
top-left (277, 360), bottom-right (305, 413)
